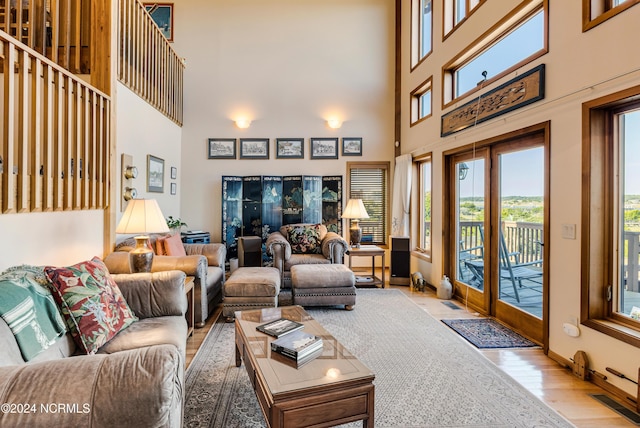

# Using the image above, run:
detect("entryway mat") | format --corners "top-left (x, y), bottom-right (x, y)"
top-left (441, 318), bottom-right (538, 349)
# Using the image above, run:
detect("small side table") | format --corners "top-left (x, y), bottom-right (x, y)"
top-left (347, 245), bottom-right (385, 288)
top-left (184, 276), bottom-right (195, 337)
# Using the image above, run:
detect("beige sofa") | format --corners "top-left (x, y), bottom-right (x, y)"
top-left (0, 268), bottom-right (188, 428)
top-left (105, 236), bottom-right (226, 327)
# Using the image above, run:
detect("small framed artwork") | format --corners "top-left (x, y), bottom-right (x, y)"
top-left (147, 155), bottom-right (165, 193)
top-left (276, 138), bottom-right (304, 159)
top-left (170, 182), bottom-right (177, 195)
top-left (208, 138), bottom-right (236, 159)
top-left (170, 166), bottom-right (177, 179)
top-left (240, 138), bottom-right (270, 159)
top-left (310, 138), bottom-right (339, 159)
top-left (342, 138), bottom-right (363, 156)
top-left (144, 3), bottom-right (174, 41)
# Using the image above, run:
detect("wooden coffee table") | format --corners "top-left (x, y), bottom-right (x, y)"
top-left (235, 306), bottom-right (375, 428)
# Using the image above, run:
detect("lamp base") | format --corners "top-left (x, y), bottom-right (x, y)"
top-left (129, 235), bottom-right (154, 273)
top-left (349, 223), bottom-right (362, 249)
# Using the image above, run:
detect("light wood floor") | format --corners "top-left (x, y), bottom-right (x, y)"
top-left (185, 276), bottom-right (635, 427)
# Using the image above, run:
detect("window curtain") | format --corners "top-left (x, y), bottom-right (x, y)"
top-left (391, 154), bottom-right (412, 237)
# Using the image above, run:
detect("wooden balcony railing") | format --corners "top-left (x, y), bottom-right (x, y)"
top-left (0, 0), bottom-right (93, 75)
top-left (118, 0), bottom-right (184, 125)
top-left (0, 29), bottom-right (111, 213)
top-left (459, 221), bottom-right (543, 265)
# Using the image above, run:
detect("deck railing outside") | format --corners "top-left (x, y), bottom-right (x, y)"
top-left (458, 221), bottom-right (543, 266)
top-left (0, 29), bottom-right (110, 213)
top-left (118, 0), bottom-right (184, 125)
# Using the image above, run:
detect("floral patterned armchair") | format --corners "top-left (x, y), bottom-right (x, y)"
top-left (266, 223), bottom-right (349, 288)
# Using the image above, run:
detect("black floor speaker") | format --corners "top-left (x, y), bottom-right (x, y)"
top-left (390, 236), bottom-right (410, 285)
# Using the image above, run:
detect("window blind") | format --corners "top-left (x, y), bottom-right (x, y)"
top-left (349, 167), bottom-right (388, 245)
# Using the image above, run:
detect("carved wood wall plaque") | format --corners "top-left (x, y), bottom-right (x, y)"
top-left (441, 64), bottom-right (545, 137)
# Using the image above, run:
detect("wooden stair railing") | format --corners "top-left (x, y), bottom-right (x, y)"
top-left (2, 0), bottom-right (184, 126)
top-left (118, 0), bottom-right (184, 125)
top-left (0, 0), bottom-right (93, 76)
top-left (1, 29), bottom-right (111, 214)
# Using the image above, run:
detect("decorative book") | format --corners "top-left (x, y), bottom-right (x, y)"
top-left (271, 330), bottom-right (323, 359)
top-left (256, 318), bottom-right (304, 338)
top-left (271, 345), bottom-right (323, 368)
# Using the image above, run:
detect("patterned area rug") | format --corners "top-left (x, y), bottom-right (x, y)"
top-left (442, 318), bottom-right (538, 349)
top-left (184, 289), bottom-right (572, 427)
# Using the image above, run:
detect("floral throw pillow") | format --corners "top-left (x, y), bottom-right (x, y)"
top-left (44, 257), bottom-right (138, 355)
top-left (286, 224), bottom-right (323, 254)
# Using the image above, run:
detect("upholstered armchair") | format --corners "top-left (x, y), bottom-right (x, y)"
top-left (266, 223), bottom-right (349, 288)
top-left (104, 235), bottom-right (226, 327)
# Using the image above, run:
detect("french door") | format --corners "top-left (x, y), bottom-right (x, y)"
top-left (447, 129), bottom-right (548, 345)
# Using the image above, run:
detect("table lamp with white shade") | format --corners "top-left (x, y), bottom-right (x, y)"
top-left (342, 198), bottom-right (370, 248)
top-left (116, 199), bottom-right (169, 273)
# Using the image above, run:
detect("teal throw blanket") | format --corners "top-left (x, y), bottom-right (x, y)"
top-left (0, 265), bottom-right (67, 361)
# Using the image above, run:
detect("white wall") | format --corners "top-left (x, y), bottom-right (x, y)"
top-left (401, 0), bottom-right (640, 395)
top-left (172, 0), bottom-right (396, 241)
top-left (114, 83), bottom-right (183, 226)
top-left (0, 210), bottom-right (105, 271)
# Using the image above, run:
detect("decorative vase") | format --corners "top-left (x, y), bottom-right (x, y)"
top-left (438, 275), bottom-right (453, 300)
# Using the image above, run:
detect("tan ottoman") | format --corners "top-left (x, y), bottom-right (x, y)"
top-left (223, 267), bottom-right (281, 319)
top-left (291, 264), bottom-right (356, 310)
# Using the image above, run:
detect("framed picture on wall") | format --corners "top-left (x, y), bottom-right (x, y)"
top-left (144, 3), bottom-right (174, 41)
top-left (208, 138), bottom-right (236, 159)
top-left (170, 166), bottom-right (177, 179)
top-left (310, 138), bottom-right (338, 159)
top-left (342, 138), bottom-right (362, 156)
top-left (170, 182), bottom-right (177, 195)
top-left (276, 138), bottom-right (304, 159)
top-left (240, 138), bottom-right (269, 159)
top-left (147, 155), bottom-right (165, 193)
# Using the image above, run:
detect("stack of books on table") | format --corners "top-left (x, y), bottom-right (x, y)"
top-left (270, 330), bottom-right (323, 368)
top-left (256, 318), bottom-right (304, 338)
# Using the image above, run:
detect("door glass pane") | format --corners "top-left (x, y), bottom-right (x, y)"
top-left (456, 158), bottom-right (485, 290)
top-left (619, 110), bottom-right (640, 319)
top-left (497, 147), bottom-right (544, 318)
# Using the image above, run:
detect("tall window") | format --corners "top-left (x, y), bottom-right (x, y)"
top-left (416, 155), bottom-right (432, 257)
top-left (583, 0), bottom-right (639, 31)
top-left (444, 0), bottom-right (484, 36)
top-left (411, 0), bottom-right (432, 67)
top-left (348, 162), bottom-right (390, 246)
top-left (411, 77), bottom-right (432, 126)
top-left (583, 89), bottom-right (640, 347)
top-left (443, 0), bottom-right (547, 106)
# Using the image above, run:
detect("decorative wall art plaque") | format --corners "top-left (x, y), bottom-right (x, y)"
top-left (441, 64), bottom-right (545, 137)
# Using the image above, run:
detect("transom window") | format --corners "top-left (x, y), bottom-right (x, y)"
top-left (411, 77), bottom-right (432, 126)
top-left (443, 0), bottom-right (547, 106)
top-left (583, 0), bottom-right (640, 31)
top-left (444, 0), bottom-right (484, 36)
top-left (411, 0), bottom-right (432, 68)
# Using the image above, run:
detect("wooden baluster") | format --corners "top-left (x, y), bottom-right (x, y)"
top-left (43, 61), bottom-right (53, 210)
top-left (17, 49), bottom-right (29, 212)
top-left (2, 42), bottom-right (16, 213)
top-left (50, 0), bottom-right (59, 63)
top-left (30, 56), bottom-right (43, 211)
